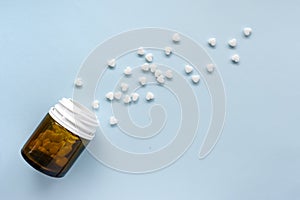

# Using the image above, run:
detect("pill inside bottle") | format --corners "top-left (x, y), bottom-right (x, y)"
top-left (21, 98), bottom-right (98, 178)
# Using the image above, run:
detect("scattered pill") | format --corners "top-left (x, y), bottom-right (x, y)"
top-left (156, 75), bottom-right (165, 84)
top-left (154, 69), bottom-right (162, 78)
top-left (107, 58), bottom-right (116, 68)
top-left (110, 116), bottom-right (118, 125)
top-left (137, 47), bottom-right (145, 56)
top-left (231, 54), bottom-right (240, 63)
top-left (191, 75), bottom-right (200, 84)
top-left (150, 64), bottom-right (157, 73)
top-left (124, 66), bottom-right (132, 75)
top-left (164, 47), bottom-right (172, 56)
top-left (243, 27), bottom-right (252, 37)
top-left (165, 69), bottom-right (173, 79)
top-left (120, 83), bottom-right (129, 92)
top-left (141, 63), bottom-right (150, 72)
top-left (172, 33), bottom-right (180, 43)
top-left (131, 93), bottom-right (139, 102)
top-left (228, 38), bottom-right (237, 48)
top-left (206, 63), bottom-right (215, 73)
top-left (123, 94), bottom-right (131, 104)
top-left (185, 65), bottom-right (194, 74)
top-left (146, 92), bottom-right (154, 101)
top-left (105, 92), bottom-right (114, 101)
top-left (114, 91), bottom-right (122, 100)
top-left (145, 53), bottom-right (153, 62)
top-left (92, 100), bottom-right (100, 109)
top-left (208, 38), bottom-right (217, 47)
top-left (139, 76), bottom-right (147, 86)
top-left (74, 78), bottom-right (83, 87)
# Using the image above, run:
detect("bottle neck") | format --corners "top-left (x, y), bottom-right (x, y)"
top-left (48, 98), bottom-right (98, 140)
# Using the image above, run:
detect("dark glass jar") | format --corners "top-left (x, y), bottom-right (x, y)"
top-left (21, 98), bottom-right (98, 178)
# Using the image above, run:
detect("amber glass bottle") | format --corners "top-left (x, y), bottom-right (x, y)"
top-left (21, 98), bottom-right (98, 178)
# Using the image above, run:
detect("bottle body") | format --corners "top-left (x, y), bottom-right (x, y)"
top-left (21, 114), bottom-right (88, 177)
top-left (21, 98), bottom-right (98, 178)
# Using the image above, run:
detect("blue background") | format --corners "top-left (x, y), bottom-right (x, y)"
top-left (0, 0), bottom-right (299, 199)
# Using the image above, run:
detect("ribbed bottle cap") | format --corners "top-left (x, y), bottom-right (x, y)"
top-left (49, 98), bottom-right (99, 140)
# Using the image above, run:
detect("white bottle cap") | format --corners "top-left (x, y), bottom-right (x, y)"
top-left (49, 98), bottom-right (99, 140)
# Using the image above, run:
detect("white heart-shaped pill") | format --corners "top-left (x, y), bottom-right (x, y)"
top-left (150, 64), bottom-right (157, 73)
top-left (165, 69), bottom-right (173, 79)
top-left (141, 63), bottom-right (150, 71)
top-left (107, 58), bottom-right (116, 68)
top-left (105, 92), bottom-right (114, 101)
top-left (109, 116), bottom-right (118, 125)
top-left (154, 69), bottom-right (162, 78)
top-left (137, 47), bottom-right (145, 56)
top-left (172, 33), bottom-right (180, 43)
top-left (208, 38), bottom-right (217, 47)
top-left (120, 82), bottom-right (129, 92)
top-left (139, 76), bottom-right (147, 86)
top-left (114, 91), bottom-right (122, 100)
top-left (131, 93), bottom-right (139, 102)
top-left (243, 27), bottom-right (252, 37)
top-left (185, 65), bottom-right (194, 74)
top-left (191, 75), bottom-right (200, 83)
top-left (123, 94), bottom-right (131, 104)
top-left (165, 46), bottom-right (172, 56)
top-left (228, 38), bottom-right (237, 47)
top-left (145, 53), bottom-right (153, 62)
top-left (124, 66), bottom-right (132, 75)
top-left (206, 63), bottom-right (215, 73)
top-left (92, 100), bottom-right (100, 110)
top-left (146, 92), bottom-right (154, 101)
top-left (74, 78), bottom-right (83, 87)
top-left (231, 54), bottom-right (240, 63)
top-left (156, 75), bottom-right (165, 84)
